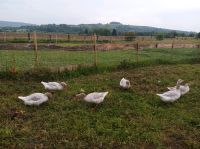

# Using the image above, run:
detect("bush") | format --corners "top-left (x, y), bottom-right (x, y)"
top-left (124, 32), bottom-right (136, 41)
top-left (156, 34), bottom-right (164, 40)
top-left (112, 29), bottom-right (117, 36)
top-left (196, 32), bottom-right (200, 39)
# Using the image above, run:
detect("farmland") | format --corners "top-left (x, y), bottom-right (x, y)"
top-left (1, 0), bottom-right (200, 148)
top-left (0, 34), bottom-right (200, 148)
top-left (0, 64), bottom-right (200, 148)
top-left (0, 48), bottom-right (200, 72)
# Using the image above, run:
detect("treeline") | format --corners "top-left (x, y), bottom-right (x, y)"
top-left (0, 23), bottom-right (198, 38)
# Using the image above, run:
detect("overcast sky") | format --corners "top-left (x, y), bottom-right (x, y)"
top-left (0, 0), bottom-right (200, 32)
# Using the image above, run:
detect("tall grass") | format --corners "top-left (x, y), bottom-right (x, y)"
top-left (0, 48), bottom-right (199, 80)
top-left (0, 48), bottom-right (199, 70)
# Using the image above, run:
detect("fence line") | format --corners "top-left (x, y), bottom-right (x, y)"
top-left (0, 32), bottom-right (127, 42)
top-left (0, 32), bottom-right (199, 46)
top-left (0, 32), bottom-right (200, 73)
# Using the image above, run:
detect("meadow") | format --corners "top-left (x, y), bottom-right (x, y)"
top-left (0, 47), bottom-right (200, 148)
top-left (0, 64), bottom-right (200, 148)
top-left (0, 48), bottom-right (200, 71)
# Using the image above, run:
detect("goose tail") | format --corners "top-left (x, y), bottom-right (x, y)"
top-left (156, 93), bottom-right (162, 97)
top-left (103, 92), bottom-right (109, 97)
top-left (18, 96), bottom-right (26, 101)
top-left (41, 81), bottom-right (46, 85)
top-left (41, 81), bottom-right (48, 88)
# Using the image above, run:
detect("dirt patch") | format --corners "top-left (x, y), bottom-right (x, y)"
top-left (0, 43), bottom-right (199, 51)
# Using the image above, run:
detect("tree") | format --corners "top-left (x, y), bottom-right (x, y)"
top-left (112, 29), bottom-right (117, 36)
top-left (196, 32), bottom-right (200, 39)
top-left (171, 31), bottom-right (178, 38)
top-left (156, 33), bottom-right (164, 40)
top-left (92, 28), bottom-right (111, 36)
top-left (84, 29), bottom-right (89, 35)
top-left (124, 32), bottom-right (135, 41)
top-left (189, 33), bottom-right (195, 37)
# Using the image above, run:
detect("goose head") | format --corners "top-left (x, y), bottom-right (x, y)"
top-left (126, 80), bottom-right (131, 87)
top-left (75, 93), bottom-right (86, 100)
top-left (45, 92), bottom-right (53, 98)
top-left (185, 83), bottom-right (189, 86)
top-left (60, 82), bottom-right (67, 87)
top-left (176, 79), bottom-right (184, 89)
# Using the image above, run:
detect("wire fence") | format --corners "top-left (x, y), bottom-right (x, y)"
top-left (0, 32), bottom-right (200, 72)
top-left (0, 32), bottom-right (199, 43)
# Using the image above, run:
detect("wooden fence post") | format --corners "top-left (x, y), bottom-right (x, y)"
top-left (34, 31), bottom-right (39, 66)
top-left (4, 32), bottom-right (7, 42)
top-left (49, 34), bottom-right (52, 42)
top-left (96, 35), bottom-right (99, 42)
top-left (68, 34), bottom-right (70, 42)
top-left (155, 43), bottom-right (158, 48)
top-left (172, 40), bottom-right (174, 49)
top-left (27, 32), bottom-right (31, 42)
top-left (110, 36), bottom-right (113, 43)
top-left (91, 35), bottom-right (93, 42)
top-left (11, 55), bottom-right (16, 73)
top-left (93, 34), bottom-right (97, 67)
top-left (56, 34), bottom-right (58, 44)
top-left (136, 42), bottom-right (139, 63)
top-left (83, 35), bottom-right (86, 43)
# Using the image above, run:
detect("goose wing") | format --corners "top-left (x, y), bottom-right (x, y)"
top-left (84, 92), bottom-right (108, 103)
top-left (162, 90), bottom-right (179, 97)
top-left (41, 82), bottom-right (62, 90)
top-left (167, 86), bottom-right (176, 90)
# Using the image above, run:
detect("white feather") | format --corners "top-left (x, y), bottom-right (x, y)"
top-left (41, 81), bottom-right (65, 90)
top-left (120, 78), bottom-right (131, 89)
top-left (84, 92), bottom-right (108, 104)
top-left (167, 84), bottom-right (189, 95)
top-left (157, 89), bottom-right (181, 103)
top-left (18, 93), bottom-right (49, 106)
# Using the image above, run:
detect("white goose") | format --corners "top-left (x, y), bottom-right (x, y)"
top-left (157, 79), bottom-right (183, 103)
top-left (120, 78), bottom-right (131, 89)
top-left (167, 83), bottom-right (190, 96)
top-left (18, 92), bottom-right (52, 106)
top-left (76, 92), bottom-right (109, 104)
top-left (41, 81), bottom-right (67, 90)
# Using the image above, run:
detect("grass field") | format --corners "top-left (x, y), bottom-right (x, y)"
top-left (0, 64), bottom-right (200, 148)
top-left (0, 48), bottom-right (200, 71)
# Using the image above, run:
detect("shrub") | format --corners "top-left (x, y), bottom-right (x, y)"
top-left (196, 32), bottom-right (200, 39)
top-left (124, 32), bottom-right (136, 41)
top-left (156, 34), bottom-right (164, 40)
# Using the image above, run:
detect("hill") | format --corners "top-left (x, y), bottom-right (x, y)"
top-left (19, 22), bottom-right (193, 35)
top-left (0, 21), bottom-right (195, 36)
top-left (0, 21), bottom-right (34, 28)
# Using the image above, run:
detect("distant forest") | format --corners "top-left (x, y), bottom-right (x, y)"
top-left (0, 22), bottom-right (197, 38)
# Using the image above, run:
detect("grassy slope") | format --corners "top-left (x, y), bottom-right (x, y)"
top-left (0, 48), bottom-right (200, 71)
top-left (0, 64), bottom-right (200, 148)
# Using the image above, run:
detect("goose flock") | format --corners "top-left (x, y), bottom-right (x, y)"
top-left (18, 78), bottom-right (190, 106)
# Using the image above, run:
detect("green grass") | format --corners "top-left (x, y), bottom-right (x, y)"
top-left (0, 64), bottom-right (200, 148)
top-left (0, 48), bottom-right (200, 71)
